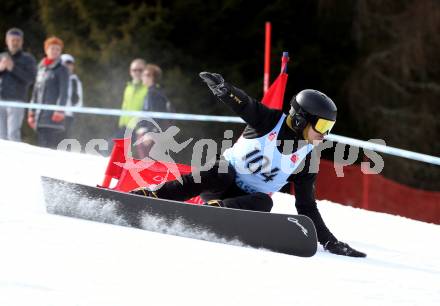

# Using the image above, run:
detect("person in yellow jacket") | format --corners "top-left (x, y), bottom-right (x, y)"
top-left (118, 58), bottom-right (148, 132)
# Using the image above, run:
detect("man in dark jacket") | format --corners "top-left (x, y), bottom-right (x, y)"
top-left (0, 28), bottom-right (36, 141)
top-left (132, 72), bottom-right (366, 257)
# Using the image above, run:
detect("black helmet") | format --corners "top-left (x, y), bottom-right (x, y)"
top-left (290, 89), bottom-right (337, 121)
top-left (289, 89), bottom-right (337, 134)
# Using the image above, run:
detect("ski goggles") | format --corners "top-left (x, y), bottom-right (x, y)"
top-left (312, 118), bottom-right (335, 134)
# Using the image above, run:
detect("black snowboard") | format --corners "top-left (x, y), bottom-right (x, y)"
top-left (41, 177), bottom-right (318, 257)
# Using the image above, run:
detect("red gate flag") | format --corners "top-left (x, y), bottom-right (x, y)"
top-left (261, 52), bottom-right (289, 110)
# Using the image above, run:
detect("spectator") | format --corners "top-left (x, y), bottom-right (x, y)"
top-left (0, 28), bottom-right (36, 141)
top-left (135, 64), bottom-right (174, 158)
top-left (28, 36), bottom-right (69, 149)
top-left (117, 58), bottom-right (148, 137)
top-left (61, 53), bottom-right (83, 139)
top-left (141, 64), bottom-right (174, 115)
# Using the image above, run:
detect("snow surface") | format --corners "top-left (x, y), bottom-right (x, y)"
top-left (0, 139), bottom-right (439, 306)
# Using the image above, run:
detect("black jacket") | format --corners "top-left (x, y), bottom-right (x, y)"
top-left (0, 50), bottom-right (36, 101)
top-left (138, 84), bottom-right (174, 132)
top-left (218, 84), bottom-right (337, 245)
top-left (31, 58), bottom-right (69, 130)
top-left (143, 84), bottom-right (173, 113)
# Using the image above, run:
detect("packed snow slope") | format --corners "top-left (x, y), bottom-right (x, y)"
top-left (0, 140), bottom-right (439, 306)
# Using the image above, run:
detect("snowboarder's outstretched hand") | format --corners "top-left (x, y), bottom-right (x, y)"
top-left (199, 72), bottom-right (229, 96)
top-left (324, 240), bottom-right (367, 257)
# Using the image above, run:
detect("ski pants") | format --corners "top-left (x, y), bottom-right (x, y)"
top-left (155, 159), bottom-right (273, 212)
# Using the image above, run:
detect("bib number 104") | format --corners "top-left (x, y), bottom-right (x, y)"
top-left (243, 149), bottom-right (280, 182)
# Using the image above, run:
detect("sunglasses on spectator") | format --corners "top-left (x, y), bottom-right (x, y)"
top-left (131, 68), bottom-right (143, 72)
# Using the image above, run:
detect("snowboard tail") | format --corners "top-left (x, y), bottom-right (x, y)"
top-left (41, 177), bottom-right (318, 257)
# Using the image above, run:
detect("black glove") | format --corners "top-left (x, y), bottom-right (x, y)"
top-left (324, 240), bottom-right (367, 258)
top-left (199, 72), bottom-right (229, 96)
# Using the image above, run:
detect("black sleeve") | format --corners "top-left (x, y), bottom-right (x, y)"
top-left (71, 78), bottom-right (79, 105)
top-left (30, 65), bottom-right (40, 106)
top-left (10, 53), bottom-right (37, 85)
top-left (216, 84), bottom-right (281, 134)
top-left (146, 87), bottom-right (168, 112)
top-left (290, 153), bottom-right (337, 245)
top-left (155, 92), bottom-right (169, 113)
top-left (56, 65), bottom-right (69, 106)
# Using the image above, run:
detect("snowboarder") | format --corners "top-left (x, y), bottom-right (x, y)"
top-left (131, 72), bottom-right (366, 258)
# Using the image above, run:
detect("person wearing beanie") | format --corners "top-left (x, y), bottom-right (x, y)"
top-left (0, 27), bottom-right (37, 142)
top-left (28, 36), bottom-right (69, 149)
top-left (61, 53), bottom-right (83, 139)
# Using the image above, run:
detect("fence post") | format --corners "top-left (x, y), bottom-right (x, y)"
top-left (362, 154), bottom-right (370, 210)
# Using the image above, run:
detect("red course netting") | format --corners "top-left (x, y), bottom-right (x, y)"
top-left (315, 160), bottom-right (440, 224)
